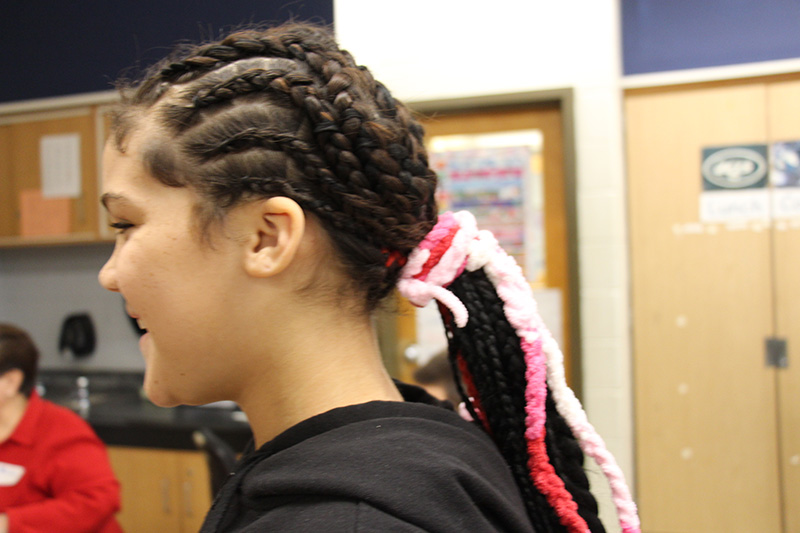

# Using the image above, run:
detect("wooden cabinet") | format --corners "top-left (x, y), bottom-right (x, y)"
top-left (108, 446), bottom-right (212, 533)
top-left (0, 106), bottom-right (111, 246)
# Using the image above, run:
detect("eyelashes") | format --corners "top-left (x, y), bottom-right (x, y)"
top-left (109, 221), bottom-right (134, 234)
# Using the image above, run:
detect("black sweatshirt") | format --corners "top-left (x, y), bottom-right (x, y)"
top-left (201, 383), bottom-right (535, 532)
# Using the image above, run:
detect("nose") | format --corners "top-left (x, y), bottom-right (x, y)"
top-left (98, 250), bottom-right (119, 293)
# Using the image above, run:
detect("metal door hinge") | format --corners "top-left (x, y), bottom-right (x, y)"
top-left (765, 337), bottom-right (789, 368)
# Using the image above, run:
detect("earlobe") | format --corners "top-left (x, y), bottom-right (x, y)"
top-left (244, 197), bottom-right (306, 278)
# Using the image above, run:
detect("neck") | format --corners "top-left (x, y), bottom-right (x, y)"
top-left (0, 394), bottom-right (28, 443)
top-left (234, 305), bottom-right (403, 448)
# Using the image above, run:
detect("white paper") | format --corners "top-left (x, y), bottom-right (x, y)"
top-left (413, 302), bottom-right (449, 366)
top-left (532, 287), bottom-right (563, 349)
top-left (40, 133), bottom-right (81, 198)
top-left (773, 188), bottom-right (800, 219)
top-left (0, 461), bottom-right (25, 486)
top-left (699, 189), bottom-right (770, 223)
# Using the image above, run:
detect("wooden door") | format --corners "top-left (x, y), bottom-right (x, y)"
top-left (766, 79), bottom-right (800, 533)
top-left (626, 82), bottom-right (782, 532)
top-left (412, 102), bottom-right (577, 385)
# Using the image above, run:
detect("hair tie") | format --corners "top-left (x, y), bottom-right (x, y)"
top-left (382, 248), bottom-right (407, 268)
top-left (397, 211), bottom-right (477, 327)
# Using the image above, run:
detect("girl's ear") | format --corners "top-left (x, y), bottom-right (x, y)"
top-left (243, 197), bottom-right (306, 278)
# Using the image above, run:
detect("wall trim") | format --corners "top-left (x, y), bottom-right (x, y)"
top-left (623, 57), bottom-right (800, 89)
top-left (0, 90), bottom-right (119, 117)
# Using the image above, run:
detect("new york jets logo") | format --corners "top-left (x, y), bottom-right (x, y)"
top-left (702, 147), bottom-right (767, 189)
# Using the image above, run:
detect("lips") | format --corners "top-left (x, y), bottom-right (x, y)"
top-left (127, 309), bottom-right (148, 332)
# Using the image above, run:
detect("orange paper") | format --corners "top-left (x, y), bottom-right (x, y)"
top-left (19, 188), bottom-right (71, 237)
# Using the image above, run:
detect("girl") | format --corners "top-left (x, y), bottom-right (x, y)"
top-left (98, 22), bottom-right (638, 532)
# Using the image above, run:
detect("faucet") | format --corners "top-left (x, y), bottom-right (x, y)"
top-left (76, 375), bottom-right (90, 418)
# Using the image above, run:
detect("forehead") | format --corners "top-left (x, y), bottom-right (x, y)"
top-left (103, 113), bottom-right (174, 181)
top-left (100, 133), bottom-right (171, 215)
top-left (102, 133), bottom-right (145, 188)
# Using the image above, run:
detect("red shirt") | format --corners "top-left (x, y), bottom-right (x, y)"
top-left (0, 393), bottom-right (122, 533)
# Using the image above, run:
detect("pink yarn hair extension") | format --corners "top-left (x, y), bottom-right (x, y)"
top-left (468, 219), bottom-right (640, 533)
top-left (471, 231), bottom-right (589, 532)
top-left (401, 212), bottom-right (587, 530)
top-left (398, 210), bottom-right (640, 533)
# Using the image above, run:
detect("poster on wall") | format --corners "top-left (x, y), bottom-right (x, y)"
top-left (428, 130), bottom-right (546, 284)
top-left (770, 140), bottom-right (800, 219)
top-left (699, 144), bottom-right (769, 223)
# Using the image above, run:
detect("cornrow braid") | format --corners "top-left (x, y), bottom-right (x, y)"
top-left (398, 211), bottom-right (641, 533)
top-left (111, 23), bottom-right (437, 310)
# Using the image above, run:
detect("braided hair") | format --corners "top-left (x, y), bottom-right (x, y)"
top-left (111, 23), bottom-right (436, 311)
top-left (111, 22), bottom-right (638, 532)
top-left (398, 212), bottom-right (640, 533)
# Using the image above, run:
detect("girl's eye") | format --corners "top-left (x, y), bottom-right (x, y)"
top-left (109, 221), bottom-right (134, 235)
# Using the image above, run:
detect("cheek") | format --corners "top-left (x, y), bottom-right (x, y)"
top-left (114, 239), bottom-right (175, 303)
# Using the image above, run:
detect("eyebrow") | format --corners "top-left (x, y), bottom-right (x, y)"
top-left (100, 193), bottom-right (129, 211)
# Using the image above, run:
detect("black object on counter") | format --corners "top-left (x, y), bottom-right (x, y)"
top-left (58, 312), bottom-right (96, 358)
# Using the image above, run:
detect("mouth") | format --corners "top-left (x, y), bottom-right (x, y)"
top-left (126, 309), bottom-right (148, 335)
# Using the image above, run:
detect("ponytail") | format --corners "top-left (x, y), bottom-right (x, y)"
top-left (398, 211), bottom-right (640, 533)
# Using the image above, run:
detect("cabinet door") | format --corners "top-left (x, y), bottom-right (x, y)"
top-left (0, 108), bottom-right (100, 244)
top-left (626, 82), bottom-right (782, 532)
top-left (108, 447), bottom-right (182, 533)
top-left (766, 79), bottom-right (800, 533)
top-left (108, 447), bottom-right (213, 533)
top-left (177, 451), bottom-right (213, 533)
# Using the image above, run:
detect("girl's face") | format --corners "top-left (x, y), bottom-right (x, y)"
top-left (98, 128), bottom-right (253, 407)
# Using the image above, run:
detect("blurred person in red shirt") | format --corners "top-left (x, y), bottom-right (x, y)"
top-left (0, 324), bottom-right (122, 533)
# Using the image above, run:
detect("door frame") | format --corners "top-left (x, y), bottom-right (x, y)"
top-left (407, 89), bottom-right (583, 394)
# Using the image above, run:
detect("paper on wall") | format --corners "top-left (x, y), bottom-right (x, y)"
top-left (19, 188), bottom-right (71, 236)
top-left (40, 133), bottom-right (81, 198)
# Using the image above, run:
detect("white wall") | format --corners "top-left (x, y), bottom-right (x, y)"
top-left (0, 244), bottom-right (143, 371)
top-left (334, 0), bottom-right (634, 501)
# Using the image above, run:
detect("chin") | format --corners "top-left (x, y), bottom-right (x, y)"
top-left (143, 377), bottom-right (220, 408)
top-left (144, 385), bottom-right (182, 408)
top-left (142, 372), bottom-right (184, 408)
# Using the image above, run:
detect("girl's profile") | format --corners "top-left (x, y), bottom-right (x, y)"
top-left (98, 22), bottom-right (638, 533)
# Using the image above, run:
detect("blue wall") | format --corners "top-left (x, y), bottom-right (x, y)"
top-left (622, 0), bottom-right (800, 75)
top-left (0, 1), bottom-right (333, 103)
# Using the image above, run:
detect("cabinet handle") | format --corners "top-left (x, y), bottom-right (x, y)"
top-left (765, 337), bottom-right (789, 368)
top-left (183, 468), bottom-right (194, 518)
top-left (160, 478), bottom-right (171, 514)
top-left (183, 480), bottom-right (193, 517)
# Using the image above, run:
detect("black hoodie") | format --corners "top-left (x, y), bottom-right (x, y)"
top-left (201, 383), bottom-right (535, 532)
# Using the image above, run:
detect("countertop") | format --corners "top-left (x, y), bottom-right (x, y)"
top-left (38, 370), bottom-right (253, 453)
